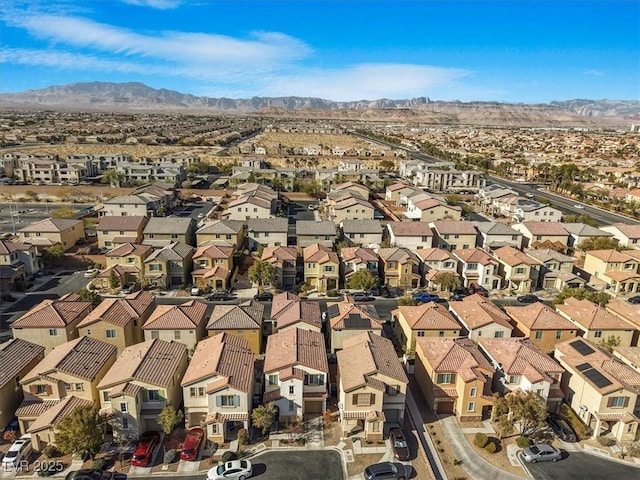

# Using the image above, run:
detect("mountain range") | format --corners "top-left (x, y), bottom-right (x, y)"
top-left (1, 82), bottom-right (638, 126)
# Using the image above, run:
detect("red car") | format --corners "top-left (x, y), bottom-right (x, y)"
top-left (131, 431), bottom-right (160, 467)
top-left (180, 427), bottom-right (205, 461)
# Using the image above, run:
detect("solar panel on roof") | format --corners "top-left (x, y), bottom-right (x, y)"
top-left (570, 339), bottom-right (595, 356)
top-left (583, 368), bottom-right (613, 389)
top-left (576, 363), bottom-right (592, 372)
top-left (344, 314), bottom-right (369, 328)
top-left (326, 304), bottom-right (340, 319)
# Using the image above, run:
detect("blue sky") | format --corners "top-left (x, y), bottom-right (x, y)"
top-left (1, 0), bottom-right (638, 102)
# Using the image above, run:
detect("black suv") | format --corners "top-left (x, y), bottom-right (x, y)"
top-left (364, 462), bottom-right (407, 480)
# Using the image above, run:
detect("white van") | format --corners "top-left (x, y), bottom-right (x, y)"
top-left (2, 434), bottom-right (32, 470)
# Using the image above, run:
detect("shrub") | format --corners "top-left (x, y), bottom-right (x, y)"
top-left (516, 436), bottom-right (532, 448)
top-left (627, 446), bottom-right (640, 458)
top-left (221, 451), bottom-right (237, 463)
top-left (237, 428), bottom-right (248, 448)
top-left (485, 442), bottom-right (497, 454)
top-left (453, 459), bottom-right (463, 466)
top-left (473, 432), bottom-right (488, 448)
top-left (91, 458), bottom-right (106, 471)
top-left (163, 449), bottom-right (177, 465)
top-left (42, 445), bottom-right (60, 459)
top-left (560, 403), bottom-right (590, 439)
top-left (597, 437), bottom-right (615, 447)
top-left (327, 289), bottom-right (338, 297)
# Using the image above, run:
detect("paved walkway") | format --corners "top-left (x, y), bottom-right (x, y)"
top-left (459, 420), bottom-right (496, 434)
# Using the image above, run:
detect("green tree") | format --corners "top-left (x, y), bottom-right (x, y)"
top-left (76, 289), bottom-right (101, 306)
top-left (157, 404), bottom-right (184, 436)
top-left (507, 390), bottom-right (549, 437)
top-left (432, 272), bottom-right (462, 292)
top-left (599, 335), bottom-right (621, 353)
top-left (251, 404), bottom-right (276, 436)
top-left (248, 260), bottom-right (276, 289)
top-left (379, 159), bottom-right (395, 172)
top-left (345, 269), bottom-right (379, 291)
top-left (553, 287), bottom-right (611, 307)
top-left (397, 296), bottom-right (419, 306)
top-left (496, 414), bottom-right (515, 440)
top-left (55, 404), bottom-right (108, 459)
top-left (562, 214), bottom-right (598, 227)
top-left (187, 162), bottom-right (211, 176)
top-left (51, 207), bottom-right (77, 219)
top-left (42, 244), bottom-right (65, 268)
top-left (577, 236), bottom-right (621, 251)
top-left (108, 270), bottom-right (121, 289)
top-left (445, 194), bottom-right (461, 206)
top-left (101, 169), bottom-right (125, 187)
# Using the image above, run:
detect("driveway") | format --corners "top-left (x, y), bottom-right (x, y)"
top-left (246, 449), bottom-right (344, 480)
top-left (521, 451), bottom-right (640, 480)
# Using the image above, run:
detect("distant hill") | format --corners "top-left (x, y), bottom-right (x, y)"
top-left (1, 81), bottom-right (638, 126)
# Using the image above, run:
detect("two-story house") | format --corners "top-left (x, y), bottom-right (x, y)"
top-left (142, 217), bottom-right (196, 247)
top-left (270, 292), bottom-right (321, 333)
top-left (563, 223), bottom-right (615, 249)
top-left (474, 222), bottom-right (523, 251)
top-left (337, 332), bottom-right (408, 439)
top-left (97, 339), bottom-right (188, 439)
top-left (340, 247), bottom-right (379, 285)
top-left (196, 220), bottom-right (245, 248)
top-left (448, 294), bottom-right (514, 340)
top-left (10, 294), bottom-right (93, 354)
top-left (452, 247), bottom-right (501, 291)
top-left (415, 248), bottom-right (459, 292)
top-left (511, 222), bottom-right (570, 250)
top-left (17, 337), bottom-right (117, 450)
top-left (17, 218), bottom-right (84, 252)
top-left (246, 218), bottom-right (289, 251)
top-left (224, 194), bottom-right (277, 221)
top-left (555, 337), bottom-right (640, 442)
top-left (144, 242), bottom-right (194, 288)
top-left (207, 300), bottom-right (264, 356)
top-left (414, 337), bottom-right (493, 420)
top-left (430, 221), bottom-right (477, 251)
top-left (104, 243), bottom-right (153, 273)
top-left (0, 339), bottom-right (45, 431)
top-left (191, 244), bottom-right (234, 291)
top-left (392, 303), bottom-right (461, 354)
top-left (504, 302), bottom-right (577, 353)
top-left (0, 240), bottom-right (39, 287)
top-left (605, 298), bottom-right (640, 346)
top-left (142, 300), bottom-right (208, 351)
top-left (261, 246), bottom-right (299, 290)
top-left (97, 216), bottom-right (147, 249)
top-left (525, 248), bottom-right (581, 290)
top-left (493, 245), bottom-right (537, 293)
top-left (385, 182), bottom-right (415, 203)
top-left (180, 334), bottom-right (255, 443)
top-left (555, 297), bottom-right (635, 348)
top-left (263, 328), bottom-right (329, 420)
top-left (600, 223), bottom-right (640, 249)
top-left (378, 247), bottom-right (421, 290)
top-left (478, 337), bottom-right (565, 413)
top-left (385, 222), bottom-right (434, 250)
top-left (330, 196), bottom-right (375, 225)
top-left (303, 244), bottom-right (340, 293)
top-left (404, 195), bottom-right (462, 222)
top-left (582, 249), bottom-right (640, 295)
top-left (78, 291), bottom-right (155, 354)
top-left (296, 221), bottom-right (337, 249)
top-left (326, 300), bottom-right (384, 353)
top-left (340, 220), bottom-right (383, 247)
top-left (330, 181), bottom-right (370, 199)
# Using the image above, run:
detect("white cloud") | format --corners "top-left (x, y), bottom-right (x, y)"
top-left (584, 69), bottom-right (604, 76)
top-left (119, 0), bottom-right (181, 9)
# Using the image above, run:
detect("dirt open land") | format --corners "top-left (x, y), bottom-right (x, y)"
top-left (253, 132), bottom-right (371, 150)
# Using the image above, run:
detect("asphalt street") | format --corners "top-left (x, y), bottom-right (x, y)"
top-left (0, 202), bottom-right (93, 233)
top-left (520, 451), bottom-right (639, 480)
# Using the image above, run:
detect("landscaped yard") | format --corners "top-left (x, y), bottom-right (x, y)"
top-left (465, 433), bottom-right (526, 477)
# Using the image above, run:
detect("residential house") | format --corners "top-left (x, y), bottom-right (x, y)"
top-left (326, 299), bottom-right (384, 353)
top-left (475, 185), bottom-right (519, 214)
top-left (17, 218), bottom-right (84, 252)
top-left (97, 216), bottom-right (147, 249)
top-left (180, 334), bottom-right (255, 443)
top-left (97, 339), bottom-right (188, 439)
top-left (303, 244), bottom-right (340, 293)
top-left (392, 303), bottom-right (461, 354)
top-left (0, 240), bottom-right (39, 282)
top-left (270, 292), bottom-right (322, 333)
top-left (504, 302), bottom-right (578, 354)
top-left (385, 222), bottom-right (434, 250)
top-left (92, 264), bottom-right (142, 291)
top-left (414, 337), bottom-right (493, 420)
top-left (224, 191), bottom-right (278, 221)
top-left (498, 197), bottom-right (561, 223)
top-left (261, 246), bottom-right (298, 290)
top-left (582, 249), bottom-right (640, 295)
top-left (340, 247), bottom-right (379, 285)
top-left (10, 294), bottom-right (93, 354)
top-left (246, 218), bottom-right (288, 250)
top-left (452, 248), bottom-right (501, 291)
top-left (563, 223), bottom-right (615, 249)
top-left (142, 217), bottom-right (196, 247)
top-left (103, 243), bottom-right (153, 284)
top-left (612, 346), bottom-right (640, 374)
top-left (600, 223), bottom-right (640, 249)
top-left (191, 244), bottom-right (234, 291)
top-left (606, 298), bottom-right (640, 346)
top-left (411, 169), bottom-right (485, 193)
top-left (206, 300), bottom-right (264, 356)
top-left (143, 300), bottom-right (208, 351)
top-left (262, 328), bottom-right (329, 419)
top-left (296, 221), bottom-right (337, 249)
top-left (493, 245), bottom-right (537, 293)
top-left (385, 182), bottom-right (415, 203)
top-left (337, 332), bottom-right (408, 439)
top-left (329, 196), bottom-right (375, 225)
top-left (330, 181), bottom-right (370, 199)
top-left (556, 297), bottom-right (635, 348)
top-left (525, 249), bottom-right (582, 290)
top-left (415, 248), bottom-right (460, 292)
top-left (16, 337), bottom-right (117, 450)
top-left (430, 221), bottom-right (477, 251)
top-left (101, 193), bottom-right (161, 218)
top-left (478, 338), bottom-right (565, 413)
top-left (474, 222), bottom-right (523, 251)
top-left (77, 291), bottom-right (155, 354)
top-left (511, 222), bottom-right (570, 250)
top-left (448, 294), bottom-right (514, 340)
top-left (144, 242), bottom-right (194, 288)
top-left (378, 247), bottom-right (421, 289)
top-left (555, 337), bottom-right (640, 442)
top-left (196, 220), bottom-right (244, 248)
top-left (340, 220), bottom-right (383, 247)
top-left (404, 195), bottom-right (462, 222)
top-left (0, 339), bottom-right (45, 431)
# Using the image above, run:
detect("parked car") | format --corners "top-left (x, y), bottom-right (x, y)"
top-left (131, 431), bottom-right (161, 467)
top-left (2, 434), bottom-right (32, 471)
top-left (516, 294), bottom-right (539, 304)
top-left (412, 292), bottom-right (440, 303)
top-left (83, 269), bottom-right (99, 278)
top-left (469, 283), bottom-right (489, 297)
top-left (190, 286), bottom-right (201, 296)
top-left (254, 292), bottom-right (273, 301)
top-left (450, 287), bottom-right (469, 301)
top-left (180, 427), bottom-right (205, 461)
top-left (64, 470), bottom-right (114, 480)
top-left (389, 428), bottom-right (410, 461)
top-left (548, 415), bottom-right (577, 442)
top-left (121, 282), bottom-right (138, 294)
top-left (207, 459), bottom-right (253, 480)
top-left (364, 462), bottom-right (408, 480)
top-left (2, 419), bottom-right (19, 436)
top-left (628, 295), bottom-right (640, 304)
top-left (352, 292), bottom-right (374, 302)
top-left (521, 443), bottom-right (562, 463)
top-left (574, 204), bottom-right (584, 209)
top-left (207, 291), bottom-right (236, 301)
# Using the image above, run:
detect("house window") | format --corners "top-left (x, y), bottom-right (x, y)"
top-left (372, 421), bottom-right (381, 432)
top-left (436, 373), bottom-right (455, 384)
top-left (122, 418), bottom-right (129, 429)
top-left (148, 264), bottom-right (161, 271)
top-left (305, 374), bottom-right (324, 385)
top-left (102, 391), bottom-right (109, 402)
top-left (49, 329), bottom-right (58, 336)
top-left (127, 257), bottom-right (135, 263)
top-left (267, 374), bottom-right (278, 386)
top-left (219, 395), bottom-right (236, 407)
top-left (171, 234), bottom-right (178, 239)
top-left (226, 234), bottom-right (232, 240)
top-left (508, 375), bottom-right (518, 384)
top-left (198, 387), bottom-right (205, 397)
top-left (289, 385), bottom-right (295, 395)
top-left (594, 331), bottom-right (602, 338)
top-left (289, 400), bottom-right (295, 411)
top-left (190, 387), bottom-right (196, 398)
top-left (75, 383), bottom-right (83, 391)
top-left (556, 331), bottom-right (562, 340)
top-left (174, 330), bottom-right (181, 340)
top-left (106, 329), bottom-right (116, 338)
top-left (438, 331), bottom-right (445, 337)
top-left (386, 385), bottom-right (400, 396)
top-left (535, 331), bottom-right (543, 340)
top-left (417, 331), bottom-right (425, 337)
top-left (468, 402), bottom-right (476, 412)
top-left (211, 424), bottom-right (219, 434)
top-left (515, 267), bottom-right (526, 274)
top-left (324, 266), bottom-right (334, 272)
top-left (65, 383), bottom-right (72, 390)
top-left (470, 387), bottom-right (477, 397)
top-left (36, 384), bottom-right (47, 394)
top-left (608, 397), bottom-right (628, 408)
top-left (494, 331), bottom-right (504, 338)
top-left (120, 402), bottom-right (128, 412)
top-left (354, 393), bottom-right (375, 406)
top-left (467, 263), bottom-right (477, 270)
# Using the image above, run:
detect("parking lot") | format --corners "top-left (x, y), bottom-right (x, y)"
top-left (521, 451), bottom-right (639, 480)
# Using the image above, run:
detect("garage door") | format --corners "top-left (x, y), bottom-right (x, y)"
top-left (436, 401), bottom-right (454, 414)
top-left (171, 276), bottom-right (182, 286)
top-left (383, 408), bottom-right (400, 423)
top-left (305, 400), bottom-right (323, 414)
